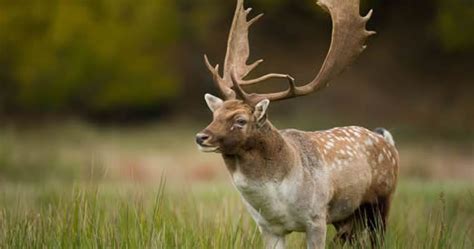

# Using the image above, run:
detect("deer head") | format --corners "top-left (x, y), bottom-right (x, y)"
top-left (196, 0), bottom-right (375, 154)
top-left (196, 94), bottom-right (270, 154)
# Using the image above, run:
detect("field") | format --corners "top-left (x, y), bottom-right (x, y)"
top-left (0, 121), bottom-right (473, 248)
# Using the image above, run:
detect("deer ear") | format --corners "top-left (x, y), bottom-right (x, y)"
top-left (205, 94), bottom-right (224, 112)
top-left (254, 99), bottom-right (270, 121)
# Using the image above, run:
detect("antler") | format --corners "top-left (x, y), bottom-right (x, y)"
top-left (206, 0), bottom-right (375, 105)
top-left (204, 0), bottom-right (292, 100)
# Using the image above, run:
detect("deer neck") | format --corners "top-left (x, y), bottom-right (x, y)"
top-left (222, 121), bottom-right (294, 181)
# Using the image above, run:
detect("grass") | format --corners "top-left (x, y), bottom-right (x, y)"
top-left (0, 180), bottom-right (472, 248)
top-left (0, 121), bottom-right (473, 248)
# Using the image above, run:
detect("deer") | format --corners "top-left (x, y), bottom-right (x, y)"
top-left (195, 0), bottom-right (399, 248)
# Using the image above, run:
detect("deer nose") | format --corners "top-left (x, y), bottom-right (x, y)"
top-left (196, 133), bottom-right (210, 145)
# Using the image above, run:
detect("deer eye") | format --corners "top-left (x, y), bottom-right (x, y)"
top-left (235, 118), bottom-right (247, 127)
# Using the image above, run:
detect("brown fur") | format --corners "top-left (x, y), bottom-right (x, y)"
top-left (198, 100), bottom-right (399, 248)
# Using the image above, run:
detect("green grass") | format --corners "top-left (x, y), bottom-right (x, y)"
top-left (0, 180), bottom-right (472, 249)
top-left (0, 121), bottom-right (472, 248)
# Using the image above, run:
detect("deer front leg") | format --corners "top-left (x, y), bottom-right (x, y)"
top-left (306, 217), bottom-right (327, 249)
top-left (261, 229), bottom-right (286, 249)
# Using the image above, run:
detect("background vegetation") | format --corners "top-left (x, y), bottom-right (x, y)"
top-left (0, 0), bottom-right (473, 129)
top-left (0, 0), bottom-right (472, 248)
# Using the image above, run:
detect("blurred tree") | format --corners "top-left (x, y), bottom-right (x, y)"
top-left (435, 0), bottom-right (474, 52)
top-left (0, 0), bottom-right (472, 123)
top-left (0, 0), bottom-right (179, 116)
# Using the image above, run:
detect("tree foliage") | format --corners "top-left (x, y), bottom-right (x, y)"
top-left (0, 0), bottom-right (472, 117)
top-left (0, 0), bottom-right (179, 114)
top-left (435, 0), bottom-right (474, 52)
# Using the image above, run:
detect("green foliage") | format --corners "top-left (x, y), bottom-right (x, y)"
top-left (0, 0), bottom-right (179, 113)
top-left (435, 0), bottom-right (474, 52)
top-left (0, 0), bottom-right (473, 116)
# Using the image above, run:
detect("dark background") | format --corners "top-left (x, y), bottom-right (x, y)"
top-left (0, 0), bottom-right (473, 136)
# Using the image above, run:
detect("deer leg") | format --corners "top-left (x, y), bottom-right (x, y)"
top-left (358, 195), bottom-right (392, 248)
top-left (333, 215), bottom-right (356, 245)
top-left (369, 196), bottom-right (392, 248)
top-left (306, 217), bottom-right (327, 249)
top-left (261, 229), bottom-right (286, 249)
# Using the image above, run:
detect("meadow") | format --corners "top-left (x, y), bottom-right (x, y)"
top-left (0, 121), bottom-right (473, 248)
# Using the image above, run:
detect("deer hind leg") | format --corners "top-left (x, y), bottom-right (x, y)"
top-left (333, 196), bottom-right (392, 248)
top-left (358, 195), bottom-right (392, 248)
top-left (333, 215), bottom-right (357, 245)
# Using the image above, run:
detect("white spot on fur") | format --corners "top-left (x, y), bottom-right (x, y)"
top-left (345, 145), bottom-right (353, 151)
top-left (364, 139), bottom-right (373, 146)
top-left (369, 133), bottom-right (379, 142)
top-left (383, 148), bottom-right (391, 160)
top-left (378, 154), bottom-right (384, 163)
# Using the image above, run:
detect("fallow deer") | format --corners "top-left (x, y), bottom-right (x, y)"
top-left (196, 0), bottom-right (399, 248)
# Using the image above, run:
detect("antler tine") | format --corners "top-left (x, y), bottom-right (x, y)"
top-left (295, 0), bottom-right (376, 94)
top-left (240, 73), bottom-right (294, 86)
top-left (205, 0), bottom-right (374, 105)
top-left (204, 0), bottom-right (292, 101)
top-left (222, 0), bottom-right (263, 83)
top-left (232, 0), bottom-right (375, 104)
top-left (204, 54), bottom-right (236, 99)
top-left (231, 70), bottom-right (297, 105)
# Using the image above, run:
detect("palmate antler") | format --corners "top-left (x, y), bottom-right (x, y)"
top-left (204, 0), bottom-right (375, 105)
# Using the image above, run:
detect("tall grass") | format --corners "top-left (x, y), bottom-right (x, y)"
top-left (0, 180), bottom-right (472, 248)
top-left (0, 123), bottom-right (472, 248)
